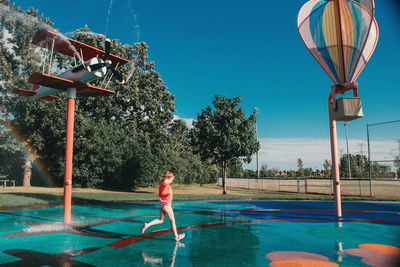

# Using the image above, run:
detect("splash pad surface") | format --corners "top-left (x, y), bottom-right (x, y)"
top-left (1, 200), bottom-right (399, 266)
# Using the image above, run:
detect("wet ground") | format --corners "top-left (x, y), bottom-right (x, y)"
top-left (1, 200), bottom-right (400, 266)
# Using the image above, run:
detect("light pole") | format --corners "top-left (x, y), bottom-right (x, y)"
top-left (253, 107), bottom-right (260, 179)
top-left (344, 121), bottom-right (351, 179)
top-left (367, 124), bottom-right (372, 197)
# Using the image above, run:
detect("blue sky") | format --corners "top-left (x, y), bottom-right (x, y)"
top-left (13, 0), bottom-right (400, 170)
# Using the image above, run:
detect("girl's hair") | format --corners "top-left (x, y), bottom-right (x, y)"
top-left (160, 171), bottom-right (174, 181)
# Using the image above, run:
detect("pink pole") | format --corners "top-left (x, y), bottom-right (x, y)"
top-left (63, 88), bottom-right (76, 224)
top-left (328, 93), bottom-right (342, 217)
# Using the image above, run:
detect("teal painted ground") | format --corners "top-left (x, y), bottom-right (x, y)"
top-left (1, 201), bottom-right (399, 266)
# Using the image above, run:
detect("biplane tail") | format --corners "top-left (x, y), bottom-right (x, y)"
top-left (12, 87), bottom-right (59, 101)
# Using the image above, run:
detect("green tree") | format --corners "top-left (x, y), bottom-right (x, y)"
top-left (0, 124), bottom-right (25, 183)
top-left (227, 158), bottom-right (243, 178)
top-left (190, 95), bottom-right (259, 194)
top-left (242, 169), bottom-right (256, 177)
top-left (68, 30), bottom-right (177, 188)
top-left (1, 2), bottom-right (219, 190)
top-left (339, 154), bottom-right (368, 178)
top-left (0, 2), bottom-right (55, 186)
top-left (395, 155), bottom-right (400, 178)
top-left (370, 162), bottom-right (391, 178)
top-left (323, 159), bottom-right (332, 178)
top-left (0, 2), bottom-right (176, 189)
top-left (260, 163), bottom-right (268, 177)
top-left (297, 158), bottom-right (304, 177)
top-left (268, 167), bottom-right (280, 177)
top-left (339, 153), bottom-right (392, 178)
top-left (304, 167), bottom-right (313, 177)
top-left (168, 119), bottom-right (190, 150)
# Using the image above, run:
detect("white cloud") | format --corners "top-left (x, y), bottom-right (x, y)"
top-left (244, 138), bottom-right (398, 171)
top-left (169, 114), bottom-right (398, 171)
top-left (182, 118), bottom-right (194, 129)
top-left (173, 114), bottom-right (195, 129)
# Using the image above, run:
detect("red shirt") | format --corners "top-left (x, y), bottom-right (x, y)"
top-left (159, 181), bottom-right (173, 206)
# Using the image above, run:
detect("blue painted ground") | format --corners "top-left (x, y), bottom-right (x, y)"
top-left (0, 200), bottom-right (399, 266)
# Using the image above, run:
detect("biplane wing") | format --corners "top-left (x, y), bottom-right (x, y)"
top-left (32, 29), bottom-right (129, 68)
top-left (12, 87), bottom-right (59, 100)
top-left (28, 72), bottom-right (115, 97)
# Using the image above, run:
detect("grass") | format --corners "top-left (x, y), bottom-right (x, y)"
top-left (0, 183), bottom-right (398, 210)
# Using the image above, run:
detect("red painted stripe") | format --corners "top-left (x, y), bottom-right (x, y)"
top-left (107, 218), bottom-right (313, 248)
top-left (107, 216), bottom-right (400, 248)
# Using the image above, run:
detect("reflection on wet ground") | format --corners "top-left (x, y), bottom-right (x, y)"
top-left (1, 200), bottom-right (399, 266)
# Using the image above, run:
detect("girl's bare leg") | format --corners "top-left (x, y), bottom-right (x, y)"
top-left (162, 205), bottom-right (179, 238)
top-left (142, 208), bottom-right (165, 233)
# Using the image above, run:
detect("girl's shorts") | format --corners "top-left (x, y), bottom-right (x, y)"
top-left (160, 201), bottom-right (171, 209)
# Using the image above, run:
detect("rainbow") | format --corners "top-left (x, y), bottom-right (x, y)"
top-left (1, 121), bottom-right (59, 188)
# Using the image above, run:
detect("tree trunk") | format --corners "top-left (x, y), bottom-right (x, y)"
top-left (222, 160), bottom-right (227, 194)
top-left (23, 158), bottom-right (31, 187)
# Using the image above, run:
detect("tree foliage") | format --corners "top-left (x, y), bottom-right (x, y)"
top-left (339, 154), bottom-right (368, 178)
top-left (0, 125), bottom-right (24, 180)
top-left (395, 155), bottom-right (400, 177)
top-left (0, 1), bottom-right (55, 185)
top-left (339, 153), bottom-right (393, 178)
top-left (0, 2), bottom-right (218, 189)
top-left (323, 159), bottom-right (332, 178)
top-left (297, 158), bottom-right (304, 177)
top-left (190, 95), bottom-right (259, 193)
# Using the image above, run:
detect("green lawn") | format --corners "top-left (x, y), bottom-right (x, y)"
top-left (0, 183), bottom-right (397, 210)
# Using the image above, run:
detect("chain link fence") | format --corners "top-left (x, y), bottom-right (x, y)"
top-left (218, 177), bottom-right (400, 198)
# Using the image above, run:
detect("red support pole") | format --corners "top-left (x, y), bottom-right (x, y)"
top-left (63, 88), bottom-right (76, 224)
top-left (328, 92), bottom-right (342, 217)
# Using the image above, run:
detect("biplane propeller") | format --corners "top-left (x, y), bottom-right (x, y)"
top-left (71, 38), bottom-right (125, 83)
top-left (12, 29), bottom-right (128, 100)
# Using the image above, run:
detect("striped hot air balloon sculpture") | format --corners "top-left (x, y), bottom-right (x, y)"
top-left (298, 0), bottom-right (378, 90)
top-left (297, 0), bottom-right (378, 217)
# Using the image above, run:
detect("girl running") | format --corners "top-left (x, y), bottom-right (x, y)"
top-left (141, 171), bottom-right (185, 241)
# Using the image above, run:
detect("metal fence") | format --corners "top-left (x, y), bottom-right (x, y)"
top-left (218, 177), bottom-right (400, 198)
